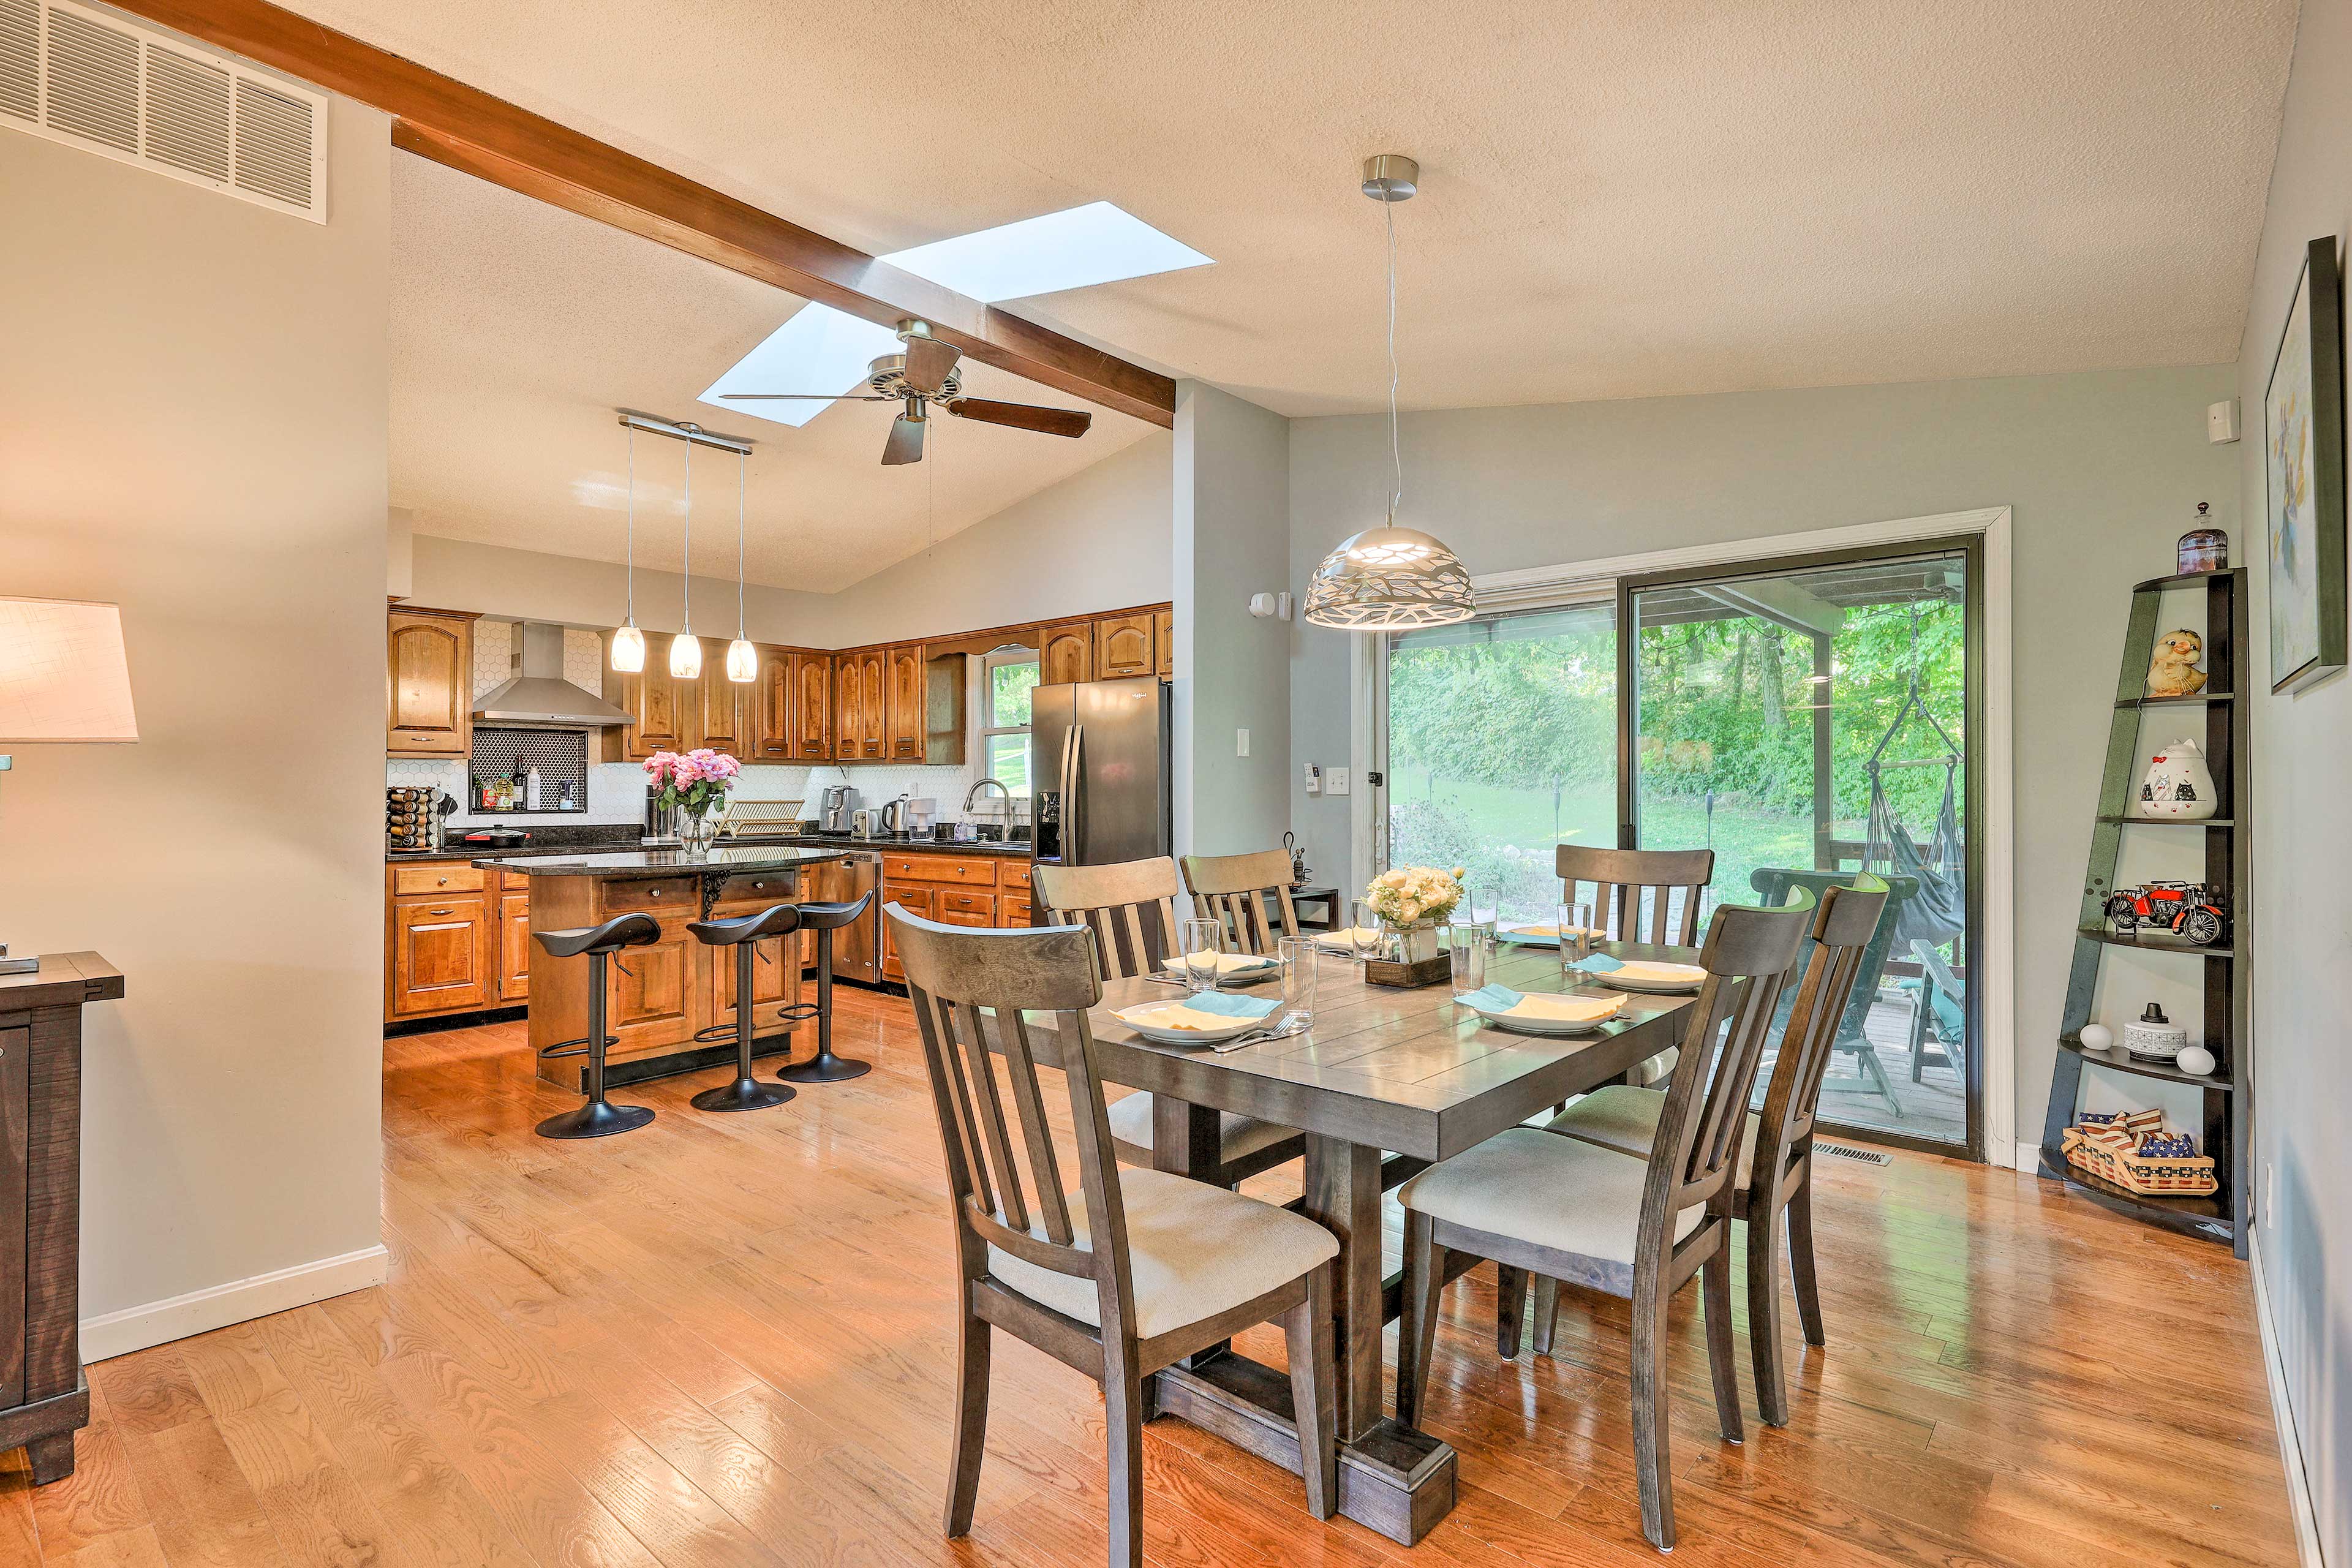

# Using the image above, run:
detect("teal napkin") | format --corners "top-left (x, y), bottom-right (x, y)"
top-left (1460, 984), bottom-right (1524, 1011)
top-left (1568, 953), bottom-right (1625, 974)
top-left (1167, 991), bottom-right (1280, 1019)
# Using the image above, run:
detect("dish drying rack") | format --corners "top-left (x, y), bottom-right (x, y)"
top-left (715, 799), bottom-right (806, 839)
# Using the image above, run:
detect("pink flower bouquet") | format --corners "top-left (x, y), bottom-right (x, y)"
top-left (644, 748), bottom-right (741, 817)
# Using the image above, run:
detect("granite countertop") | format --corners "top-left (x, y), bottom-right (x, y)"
top-left (472, 844), bottom-right (878, 877)
top-left (394, 828), bottom-right (1030, 864)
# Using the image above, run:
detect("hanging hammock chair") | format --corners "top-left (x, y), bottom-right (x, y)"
top-left (1861, 608), bottom-right (1966, 953)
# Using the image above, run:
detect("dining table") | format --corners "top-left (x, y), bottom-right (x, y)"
top-left (1017, 935), bottom-right (1702, 1547)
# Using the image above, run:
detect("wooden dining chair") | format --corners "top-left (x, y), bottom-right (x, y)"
top-left (1180, 849), bottom-right (1300, 955)
top-left (889, 906), bottom-right (1338, 1566)
top-left (1558, 843), bottom-right (1717, 946)
top-left (1393, 897), bottom-right (1811, 1552)
top-left (1033, 858), bottom-right (1305, 1185)
top-left (1532, 880), bottom-right (1889, 1425)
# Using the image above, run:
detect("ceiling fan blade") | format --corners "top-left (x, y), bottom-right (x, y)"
top-left (720, 393), bottom-right (894, 401)
top-left (945, 398), bottom-right (1093, 439)
top-left (902, 334), bottom-right (961, 396)
top-left (881, 413), bottom-right (927, 466)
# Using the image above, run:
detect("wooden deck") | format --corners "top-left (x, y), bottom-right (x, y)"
top-left (1814, 993), bottom-right (1967, 1144)
top-left (0, 989), bottom-right (2295, 1567)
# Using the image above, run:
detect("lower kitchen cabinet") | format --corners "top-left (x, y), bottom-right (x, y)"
top-left (388, 889), bottom-right (494, 1017)
top-left (499, 888), bottom-right (532, 1001)
top-left (604, 927), bottom-right (695, 1055)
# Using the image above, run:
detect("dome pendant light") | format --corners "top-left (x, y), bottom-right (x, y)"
top-left (1304, 154), bottom-right (1475, 631)
top-left (669, 440), bottom-right (703, 679)
top-left (725, 447), bottom-right (756, 683)
top-left (610, 424), bottom-right (646, 672)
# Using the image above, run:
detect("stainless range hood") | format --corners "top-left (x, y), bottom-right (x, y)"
top-left (472, 622), bottom-right (631, 728)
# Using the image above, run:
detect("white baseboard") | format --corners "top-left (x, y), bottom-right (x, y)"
top-left (2008, 1138), bottom-right (2045, 1173)
top-left (78, 1244), bottom-right (389, 1364)
top-left (2248, 1229), bottom-right (2328, 1568)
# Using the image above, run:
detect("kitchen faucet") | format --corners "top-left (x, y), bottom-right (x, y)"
top-left (962, 777), bottom-right (1013, 822)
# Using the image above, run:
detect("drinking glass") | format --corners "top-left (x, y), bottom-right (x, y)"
top-left (1447, 920), bottom-right (1490, 999)
top-left (1351, 900), bottom-right (1387, 965)
top-left (1177, 918), bottom-right (1224, 995)
top-left (1278, 936), bottom-right (1317, 1028)
top-left (1562, 901), bottom-right (1596, 973)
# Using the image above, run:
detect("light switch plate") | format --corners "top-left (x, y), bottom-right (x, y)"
top-left (1328, 767), bottom-right (1351, 796)
top-left (1303, 763), bottom-right (1322, 795)
top-left (1235, 728), bottom-right (1250, 758)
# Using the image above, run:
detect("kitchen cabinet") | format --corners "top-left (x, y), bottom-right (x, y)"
top-left (877, 849), bottom-right (1027, 979)
top-left (858, 651), bottom-right (886, 758)
top-left (1039, 620), bottom-right (1095, 685)
top-left (498, 886), bottom-right (532, 1002)
top-left (878, 883), bottom-right (930, 982)
top-left (1155, 609), bottom-right (1174, 677)
top-left (386, 607), bottom-right (477, 756)
top-left (1095, 613), bottom-right (1156, 677)
top-left (605, 927), bottom-right (694, 1055)
top-left (695, 663), bottom-right (752, 755)
top-left (704, 931), bottom-right (798, 1036)
top-left (388, 889), bottom-right (494, 1017)
top-left (753, 646), bottom-right (796, 761)
top-left (834, 653), bottom-right (862, 760)
top-left (794, 652), bottom-right (832, 759)
top-left (606, 657), bottom-right (695, 761)
top-left (885, 643), bottom-right (924, 760)
top-left (922, 651), bottom-right (967, 765)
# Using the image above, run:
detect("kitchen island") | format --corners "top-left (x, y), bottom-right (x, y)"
top-left (475, 845), bottom-right (882, 1090)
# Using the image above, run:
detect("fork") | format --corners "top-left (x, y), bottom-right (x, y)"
top-left (1210, 1012), bottom-right (1310, 1053)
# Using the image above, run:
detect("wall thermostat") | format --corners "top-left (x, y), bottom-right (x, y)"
top-left (2207, 398), bottom-right (2241, 444)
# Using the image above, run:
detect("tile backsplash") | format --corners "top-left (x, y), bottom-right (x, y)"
top-left (385, 621), bottom-right (1028, 831)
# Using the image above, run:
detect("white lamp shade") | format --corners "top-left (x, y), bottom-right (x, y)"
top-left (668, 631), bottom-right (703, 679)
top-left (0, 597), bottom-right (138, 742)
top-left (610, 623), bottom-right (646, 673)
top-left (725, 638), bottom-right (757, 683)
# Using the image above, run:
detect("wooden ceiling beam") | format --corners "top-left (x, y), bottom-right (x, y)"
top-left (105, 0), bottom-right (1179, 429)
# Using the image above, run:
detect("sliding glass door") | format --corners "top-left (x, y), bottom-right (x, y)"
top-left (1378, 540), bottom-right (1983, 1158)
top-left (1621, 545), bottom-right (1980, 1154)
top-left (1384, 601), bottom-right (1617, 924)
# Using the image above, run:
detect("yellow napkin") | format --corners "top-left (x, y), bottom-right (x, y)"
top-left (1498, 992), bottom-right (1627, 1023)
top-left (1611, 960), bottom-right (1705, 984)
top-left (1329, 925), bottom-right (1385, 945)
top-left (1159, 951), bottom-right (1277, 976)
top-left (1503, 924), bottom-right (1605, 940)
top-left (1115, 1002), bottom-right (1256, 1033)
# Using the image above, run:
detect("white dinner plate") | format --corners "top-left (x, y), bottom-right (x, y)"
top-left (1157, 953), bottom-right (1281, 986)
top-left (1593, 960), bottom-right (1706, 994)
top-left (1111, 1001), bottom-right (1272, 1046)
top-left (1462, 992), bottom-right (1628, 1036)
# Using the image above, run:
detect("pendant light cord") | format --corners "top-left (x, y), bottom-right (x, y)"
top-left (623, 426), bottom-right (637, 624)
top-left (1386, 192), bottom-right (1402, 525)
top-left (680, 441), bottom-right (692, 635)
top-left (736, 450), bottom-right (747, 637)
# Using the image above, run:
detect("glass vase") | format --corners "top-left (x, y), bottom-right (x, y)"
top-left (677, 801), bottom-right (723, 861)
top-left (1384, 918), bottom-right (1442, 964)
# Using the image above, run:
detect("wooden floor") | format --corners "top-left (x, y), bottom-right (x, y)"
top-left (0, 989), bottom-right (2297, 1568)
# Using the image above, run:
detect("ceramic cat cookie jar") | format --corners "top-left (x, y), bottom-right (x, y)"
top-left (2136, 737), bottom-right (2217, 820)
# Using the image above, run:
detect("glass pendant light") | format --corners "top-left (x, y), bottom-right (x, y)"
top-left (725, 447), bottom-right (756, 682)
top-left (669, 439), bottom-right (702, 679)
top-left (1304, 154), bottom-right (1475, 631)
top-left (610, 424), bottom-right (646, 672)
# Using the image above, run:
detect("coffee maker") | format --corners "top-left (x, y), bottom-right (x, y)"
top-left (820, 785), bottom-right (856, 834)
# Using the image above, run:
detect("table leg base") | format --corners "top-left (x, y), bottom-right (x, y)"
top-left (1150, 1355), bottom-right (1455, 1546)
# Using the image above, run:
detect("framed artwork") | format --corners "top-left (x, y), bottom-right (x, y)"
top-left (2263, 235), bottom-right (2346, 694)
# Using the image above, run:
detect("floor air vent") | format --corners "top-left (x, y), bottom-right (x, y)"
top-left (1814, 1142), bottom-right (1890, 1166)
top-left (0, 0), bottom-right (325, 222)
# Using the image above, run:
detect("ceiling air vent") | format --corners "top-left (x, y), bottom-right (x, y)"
top-left (0, 0), bottom-right (326, 222)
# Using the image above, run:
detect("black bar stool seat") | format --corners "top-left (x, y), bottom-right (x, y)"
top-left (777, 892), bottom-right (874, 1084)
top-left (687, 903), bottom-right (802, 1113)
top-left (533, 913), bottom-right (661, 1139)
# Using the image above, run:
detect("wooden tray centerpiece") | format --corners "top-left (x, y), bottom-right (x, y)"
top-left (1360, 865), bottom-right (1464, 990)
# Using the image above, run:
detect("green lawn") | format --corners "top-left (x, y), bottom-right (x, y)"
top-left (1386, 767), bottom-right (1823, 922)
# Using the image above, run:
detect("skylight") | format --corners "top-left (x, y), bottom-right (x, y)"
top-left (700, 202), bottom-right (1209, 427)
top-left (882, 201), bottom-right (1211, 304)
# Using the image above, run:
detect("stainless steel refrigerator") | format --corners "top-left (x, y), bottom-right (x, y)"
top-left (1030, 677), bottom-right (1172, 870)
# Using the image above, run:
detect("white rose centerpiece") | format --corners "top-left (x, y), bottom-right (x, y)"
top-left (1364, 865), bottom-right (1467, 962)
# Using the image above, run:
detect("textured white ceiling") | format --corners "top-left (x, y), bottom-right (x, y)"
top-left (364, 1), bottom-right (2298, 584)
top-left (390, 157), bottom-right (1155, 592)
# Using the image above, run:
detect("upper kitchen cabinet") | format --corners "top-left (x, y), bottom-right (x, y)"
top-left (833, 654), bottom-right (862, 761)
top-left (794, 652), bottom-right (832, 759)
top-left (1095, 613), bottom-right (1156, 678)
top-left (695, 664), bottom-right (752, 755)
top-left (856, 650), bottom-right (887, 758)
top-left (923, 652), bottom-right (968, 765)
top-left (885, 644), bottom-right (924, 760)
top-left (385, 607), bottom-right (478, 756)
top-left (1155, 609), bottom-right (1174, 677)
top-left (752, 645), bottom-right (795, 761)
top-left (1039, 620), bottom-right (1095, 685)
top-left (605, 646), bottom-right (694, 761)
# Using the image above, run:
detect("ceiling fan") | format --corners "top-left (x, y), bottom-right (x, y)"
top-left (722, 319), bottom-right (1093, 466)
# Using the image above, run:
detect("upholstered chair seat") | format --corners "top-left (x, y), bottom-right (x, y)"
top-left (1544, 1086), bottom-right (1760, 1187)
top-left (1396, 1129), bottom-right (1701, 1267)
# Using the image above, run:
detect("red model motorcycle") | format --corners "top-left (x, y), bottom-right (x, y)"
top-left (2103, 881), bottom-right (2226, 946)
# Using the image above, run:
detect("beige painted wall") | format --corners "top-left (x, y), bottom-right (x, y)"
top-left (1288, 365), bottom-right (2241, 1160)
top-left (0, 100), bottom-right (393, 1351)
top-left (2234, 0), bottom-right (2351, 1550)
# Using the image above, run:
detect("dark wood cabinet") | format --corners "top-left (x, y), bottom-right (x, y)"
top-left (385, 608), bottom-right (476, 756)
top-left (0, 954), bottom-right (123, 1484)
top-left (1039, 620), bottom-right (1095, 685)
top-left (606, 656), bottom-right (694, 762)
top-left (1095, 614), bottom-right (1156, 677)
top-left (886, 644), bottom-right (924, 759)
top-left (794, 652), bottom-right (832, 759)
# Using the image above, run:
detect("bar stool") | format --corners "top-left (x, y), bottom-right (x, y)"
top-left (687, 903), bottom-right (802, 1113)
top-left (533, 912), bottom-right (661, 1139)
top-left (776, 890), bottom-right (875, 1084)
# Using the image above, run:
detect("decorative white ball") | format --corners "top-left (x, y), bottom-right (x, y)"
top-left (2177, 1044), bottom-right (2217, 1077)
top-left (2079, 1023), bottom-right (2114, 1053)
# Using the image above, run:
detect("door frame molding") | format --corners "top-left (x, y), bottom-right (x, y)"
top-left (1354, 505), bottom-right (2015, 1166)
